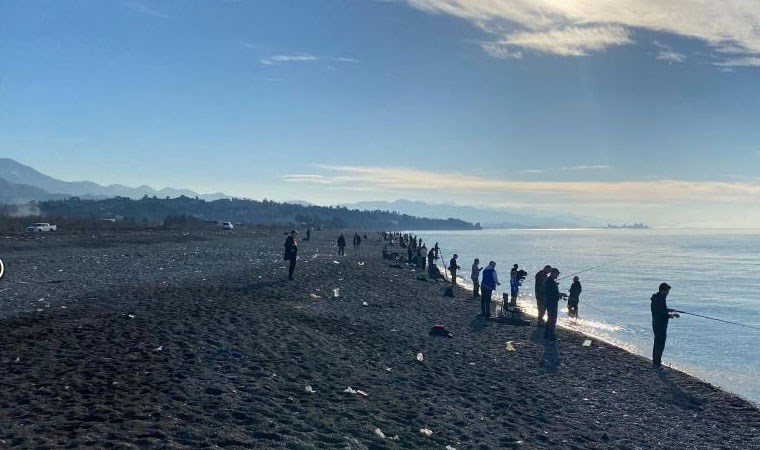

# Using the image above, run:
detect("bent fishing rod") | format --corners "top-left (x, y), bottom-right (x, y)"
top-left (558, 251), bottom-right (648, 281)
top-left (672, 310), bottom-right (760, 331)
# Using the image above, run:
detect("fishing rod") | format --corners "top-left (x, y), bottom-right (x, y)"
top-left (558, 251), bottom-right (648, 281)
top-left (673, 310), bottom-right (760, 331)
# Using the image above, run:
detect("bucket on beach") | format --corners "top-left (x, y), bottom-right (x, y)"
top-left (333, 288), bottom-right (340, 298)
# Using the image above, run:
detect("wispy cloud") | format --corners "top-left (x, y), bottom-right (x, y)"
top-left (260, 54), bottom-right (318, 65)
top-left (561, 165), bottom-right (611, 171)
top-left (404, 1), bottom-right (760, 66)
top-left (283, 165), bottom-right (760, 204)
top-left (123, 2), bottom-right (169, 19)
top-left (654, 41), bottom-right (686, 63)
top-left (259, 54), bottom-right (358, 66)
top-left (521, 169), bottom-right (544, 174)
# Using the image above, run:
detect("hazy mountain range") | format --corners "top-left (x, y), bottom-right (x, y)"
top-left (0, 158), bottom-right (227, 203)
top-left (341, 199), bottom-right (588, 228)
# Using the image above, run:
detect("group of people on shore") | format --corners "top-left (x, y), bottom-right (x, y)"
top-left (287, 230), bottom-right (680, 368)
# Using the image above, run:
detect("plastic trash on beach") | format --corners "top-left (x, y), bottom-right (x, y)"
top-left (356, 389), bottom-right (369, 397)
top-left (305, 385), bottom-right (317, 393)
top-left (310, 293), bottom-right (322, 299)
top-left (362, 301), bottom-right (369, 306)
top-left (446, 446), bottom-right (457, 450)
top-left (357, 261), bottom-right (365, 266)
top-left (333, 288), bottom-right (340, 298)
top-left (386, 367), bottom-right (392, 372)
top-left (505, 341), bottom-right (516, 352)
top-left (333, 260), bottom-right (340, 265)
top-left (420, 428), bottom-right (433, 437)
top-left (583, 339), bottom-right (592, 347)
top-left (343, 386), bottom-right (359, 394)
top-left (153, 345), bottom-right (163, 352)
top-left (127, 314), bottom-right (135, 319)
top-left (416, 352), bottom-right (424, 362)
top-left (374, 428), bottom-right (386, 439)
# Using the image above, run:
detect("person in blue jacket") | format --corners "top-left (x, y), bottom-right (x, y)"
top-left (480, 261), bottom-right (500, 318)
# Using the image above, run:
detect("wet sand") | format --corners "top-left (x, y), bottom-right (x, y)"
top-left (0, 230), bottom-right (758, 449)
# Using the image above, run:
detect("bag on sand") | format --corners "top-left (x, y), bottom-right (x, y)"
top-left (429, 324), bottom-right (453, 338)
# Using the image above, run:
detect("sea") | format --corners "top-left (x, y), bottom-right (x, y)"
top-left (411, 228), bottom-right (760, 405)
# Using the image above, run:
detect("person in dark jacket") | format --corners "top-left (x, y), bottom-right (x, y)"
top-left (353, 233), bottom-right (362, 256)
top-left (449, 254), bottom-right (461, 287)
top-left (567, 276), bottom-right (582, 320)
top-left (480, 261), bottom-right (500, 317)
top-left (534, 265), bottom-right (552, 326)
top-left (542, 268), bottom-right (567, 340)
top-left (284, 229), bottom-right (298, 280)
top-left (337, 234), bottom-right (346, 256)
top-left (651, 283), bottom-right (679, 369)
top-left (471, 258), bottom-right (482, 299)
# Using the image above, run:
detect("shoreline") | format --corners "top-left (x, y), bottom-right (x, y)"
top-left (0, 230), bottom-right (758, 448)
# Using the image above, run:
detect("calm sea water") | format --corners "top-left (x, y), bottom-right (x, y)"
top-left (412, 228), bottom-right (760, 405)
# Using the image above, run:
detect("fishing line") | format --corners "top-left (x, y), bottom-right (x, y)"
top-left (558, 251), bottom-right (648, 281)
top-left (673, 310), bottom-right (760, 331)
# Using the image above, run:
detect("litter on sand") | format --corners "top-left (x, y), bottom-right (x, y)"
top-left (416, 352), bottom-right (424, 362)
top-left (505, 341), bottom-right (516, 352)
top-left (356, 389), bottom-right (369, 397)
top-left (333, 288), bottom-right (340, 298)
top-left (332, 261), bottom-right (340, 265)
top-left (343, 386), bottom-right (357, 394)
top-left (310, 293), bottom-right (322, 299)
top-left (374, 428), bottom-right (386, 439)
top-left (344, 386), bottom-right (368, 396)
top-left (446, 446), bottom-right (457, 450)
top-left (420, 428), bottom-right (433, 437)
top-left (305, 385), bottom-right (317, 393)
top-left (583, 339), bottom-right (592, 347)
top-left (362, 301), bottom-right (369, 306)
top-left (357, 261), bottom-right (365, 266)
top-left (153, 345), bottom-right (163, 352)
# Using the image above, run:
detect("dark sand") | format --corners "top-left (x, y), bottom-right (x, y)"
top-left (0, 230), bottom-right (758, 449)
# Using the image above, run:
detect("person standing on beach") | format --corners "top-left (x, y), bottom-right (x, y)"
top-left (471, 258), bottom-right (482, 299)
top-left (542, 267), bottom-right (567, 341)
top-left (449, 254), bottom-right (461, 287)
top-left (353, 233), bottom-right (362, 256)
top-left (568, 276), bottom-right (582, 320)
top-left (480, 261), bottom-right (499, 318)
top-left (651, 283), bottom-right (679, 369)
top-left (434, 242), bottom-right (440, 260)
top-left (284, 230), bottom-right (299, 280)
top-left (535, 265), bottom-right (552, 326)
top-left (337, 234), bottom-right (346, 256)
top-left (510, 264), bottom-right (520, 306)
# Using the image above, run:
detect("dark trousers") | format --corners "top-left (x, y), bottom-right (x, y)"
top-left (472, 279), bottom-right (480, 298)
top-left (338, 245), bottom-right (345, 256)
top-left (652, 320), bottom-right (668, 367)
top-left (450, 271), bottom-right (457, 286)
top-left (481, 287), bottom-right (493, 317)
top-left (567, 297), bottom-right (579, 318)
top-left (288, 257), bottom-right (297, 279)
top-left (544, 300), bottom-right (558, 339)
top-left (536, 294), bottom-right (546, 324)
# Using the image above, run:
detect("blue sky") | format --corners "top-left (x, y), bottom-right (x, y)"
top-left (2, 0), bottom-right (760, 226)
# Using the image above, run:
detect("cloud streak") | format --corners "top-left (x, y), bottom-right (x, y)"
top-left (123, 2), bottom-right (170, 19)
top-left (283, 165), bottom-right (760, 205)
top-left (404, 1), bottom-right (760, 66)
top-left (259, 54), bottom-right (358, 65)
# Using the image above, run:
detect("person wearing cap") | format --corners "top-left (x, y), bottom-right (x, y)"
top-left (534, 265), bottom-right (552, 326)
top-left (542, 267), bottom-right (567, 341)
top-left (449, 254), bottom-right (461, 287)
top-left (651, 283), bottom-right (680, 369)
top-left (284, 230), bottom-right (299, 280)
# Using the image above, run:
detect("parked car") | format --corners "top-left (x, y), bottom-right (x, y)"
top-left (221, 222), bottom-right (234, 230)
top-left (26, 223), bottom-right (57, 232)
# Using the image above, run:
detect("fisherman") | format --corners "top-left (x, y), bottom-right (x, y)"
top-left (480, 261), bottom-right (499, 318)
top-left (284, 229), bottom-right (298, 280)
top-left (542, 267), bottom-right (567, 341)
top-left (304, 228), bottom-right (311, 241)
top-left (534, 265), bottom-right (552, 326)
top-left (471, 258), bottom-right (482, 299)
top-left (353, 233), bottom-right (362, 256)
top-left (567, 276), bottom-right (582, 320)
top-left (651, 282), bottom-right (679, 370)
top-left (449, 254), bottom-right (461, 287)
top-left (510, 264), bottom-right (520, 306)
top-left (337, 234), bottom-right (346, 256)
top-left (434, 242), bottom-right (440, 260)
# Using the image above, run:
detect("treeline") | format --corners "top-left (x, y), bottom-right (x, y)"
top-left (2, 196), bottom-right (480, 231)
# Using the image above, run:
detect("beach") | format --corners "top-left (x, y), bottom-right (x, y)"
top-left (0, 230), bottom-right (758, 449)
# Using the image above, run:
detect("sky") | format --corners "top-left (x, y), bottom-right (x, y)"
top-left (2, 0), bottom-right (760, 227)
